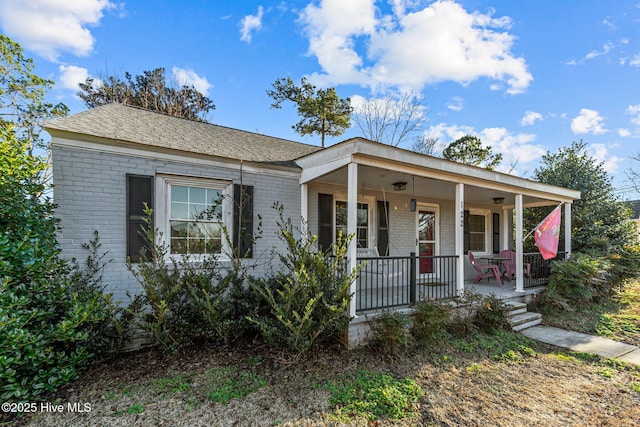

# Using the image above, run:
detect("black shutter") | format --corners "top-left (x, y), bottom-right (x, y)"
top-left (127, 174), bottom-right (153, 262)
top-left (492, 212), bottom-right (500, 254)
top-left (463, 209), bottom-right (470, 252)
top-left (233, 184), bottom-right (254, 258)
top-left (377, 200), bottom-right (389, 256)
top-left (318, 193), bottom-right (333, 252)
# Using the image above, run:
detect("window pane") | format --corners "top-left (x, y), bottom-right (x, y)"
top-left (205, 238), bottom-right (222, 254)
top-left (171, 185), bottom-right (188, 202)
top-left (170, 221), bottom-right (188, 238)
top-left (188, 239), bottom-right (205, 254)
top-left (171, 202), bottom-right (189, 219)
top-left (418, 211), bottom-right (435, 241)
top-left (207, 189), bottom-right (222, 205)
top-left (470, 234), bottom-right (484, 251)
top-left (189, 187), bottom-right (206, 203)
top-left (357, 204), bottom-right (368, 226)
top-left (170, 238), bottom-right (186, 254)
top-left (194, 222), bottom-right (221, 240)
top-left (357, 228), bottom-right (367, 248)
top-left (470, 214), bottom-right (485, 232)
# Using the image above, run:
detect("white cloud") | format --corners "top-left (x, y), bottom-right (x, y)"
top-left (588, 143), bottom-right (623, 173)
top-left (58, 64), bottom-right (89, 91)
top-left (570, 108), bottom-right (607, 134)
top-left (172, 67), bottom-right (212, 96)
top-left (300, 0), bottom-right (532, 94)
top-left (446, 96), bottom-right (464, 112)
top-left (0, 0), bottom-right (116, 61)
top-left (585, 42), bottom-right (613, 60)
top-left (626, 104), bottom-right (640, 126)
top-left (240, 6), bottom-right (264, 43)
top-left (618, 128), bottom-right (631, 137)
top-left (423, 122), bottom-right (544, 173)
top-left (520, 111), bottom-right (543, 126)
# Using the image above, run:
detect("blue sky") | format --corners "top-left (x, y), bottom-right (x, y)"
top-left (1, 0), bottom-right (639, 198)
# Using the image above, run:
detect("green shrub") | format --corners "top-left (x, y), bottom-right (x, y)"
top-left (248, 204), bottom-right (357, 354)
top-left (409, 299), bottom-right (452, 344)
top-left (542, 253), bottom-right (610, 310)
top-left (447, 290), bottom-right (482, 337)
top-left (0, 127), bottom-right (121, 401)
top-left (474, 294), bottom-right (511, 332)
top-left (607, 244), bottom-right (640, 286)
top-left (367, 310), bottom-right (410, 354)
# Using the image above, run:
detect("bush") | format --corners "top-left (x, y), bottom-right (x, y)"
top-left (0, 127), bottom-right (121, 401)
top-left (367, 310), bottom-right (410, 355)
top-left (409, 299), bottom-right (452, 344)
top-left (248, 204), bottom-right (357, 354)
top-left (474, 294), bottom-right (511, 332)
top-left (543, 253), bottom-right (610, 309)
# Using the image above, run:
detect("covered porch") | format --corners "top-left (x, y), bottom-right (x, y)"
top-left (354, 251), bottom-right (565, 313)
top-left (294, 138), bottom-right (581, 316)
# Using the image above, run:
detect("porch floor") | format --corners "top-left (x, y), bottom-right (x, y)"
top-left (356, 277), bottom-right (546, 314)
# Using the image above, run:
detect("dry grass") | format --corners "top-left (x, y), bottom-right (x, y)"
top-left (15, 336), bottom-right (639, 426)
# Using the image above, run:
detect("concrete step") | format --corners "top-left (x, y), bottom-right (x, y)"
top-left (505, 301), bottom-right (528, 317)
top-left (509, 312), bottom-right (543, 332)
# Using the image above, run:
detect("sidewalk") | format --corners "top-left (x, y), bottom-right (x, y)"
top-left (521, 326), bottom-right (640, 366)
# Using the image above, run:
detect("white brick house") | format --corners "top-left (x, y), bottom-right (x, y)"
top-left (47, 103), bottom-right (580, 326)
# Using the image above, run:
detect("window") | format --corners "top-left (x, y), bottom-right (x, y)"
top-left (335, 200), bottom-right (369, 248)
top-left (466, 209), bottom-right (490, 253)
top-left (169, 185), bottom-right (223, 255)
top-left (157, 175), bottom-right (232, 257)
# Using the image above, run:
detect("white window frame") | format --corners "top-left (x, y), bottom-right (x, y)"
top-left (468, 208), bottom-right (491, 255)
top-left (156, 174), bottom-right (233, 260)
top-left (334, 194), bottom-right (376, 249)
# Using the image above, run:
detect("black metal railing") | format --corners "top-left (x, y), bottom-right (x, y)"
top-left (355, 253), bottom-right (458, 313)
top-left (523, 251), bottom-right (567, 289)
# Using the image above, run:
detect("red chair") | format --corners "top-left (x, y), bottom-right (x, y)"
top-left (468, 251), bottom-right (503, 286)
top-left (499, 250), bottom-right (531, 281)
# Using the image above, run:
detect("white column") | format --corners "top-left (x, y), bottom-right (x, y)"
top-left (502, 208), bottom-right (510, 250)
top-left (347, 162), bottom-right (358, 318)
top-left (300, 183), bottom-right (308, 238)
top-left (515, 194), bottom-right (524, 292)
top-left (564, 202), bottom-right (572, 258)
top-left (455, 183), bottom-right (465, 294)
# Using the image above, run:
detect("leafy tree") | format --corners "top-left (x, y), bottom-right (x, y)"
top-left (352, 91), bottom-right (426, 147)
top-left (526, 141), bottom-right (635, 253)
top-left (0, 34), bottom-right (68, 152)
top-left (77, 67), bottom-right (215, 122)
top-left (442, 135), bottom-right (502, 170)
top-left (267, 76), bottom-right (351, 148)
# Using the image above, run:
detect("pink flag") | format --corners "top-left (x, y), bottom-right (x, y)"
top-left (534, 205), bottom-right (562, 260)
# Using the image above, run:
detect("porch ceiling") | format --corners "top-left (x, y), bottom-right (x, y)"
top-left (315, 164), bottom-right (564, 207)
top-left (296, 139), bottom-right (580, 207)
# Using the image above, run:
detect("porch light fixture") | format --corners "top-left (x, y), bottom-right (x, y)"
top-left (410, 198), bottom-right (417, 212)
top-left (493, 197), bottom-right (505, 205)
top-left (392, 181), bottom-right (407, 191)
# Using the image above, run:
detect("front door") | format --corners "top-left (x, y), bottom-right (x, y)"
top-left (416, 205), bottom-right (439, 280)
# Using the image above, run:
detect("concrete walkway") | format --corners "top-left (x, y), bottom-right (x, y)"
top-left (521, 326), bottom-right (640, 366)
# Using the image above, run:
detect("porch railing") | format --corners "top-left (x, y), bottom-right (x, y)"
top-left (355, 253), bottom-right (458, 313)
top-left (523, 251), bottom-right (567, 289)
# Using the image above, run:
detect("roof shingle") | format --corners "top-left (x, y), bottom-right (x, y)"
top-left (45, 103), bottom-right (322, 165)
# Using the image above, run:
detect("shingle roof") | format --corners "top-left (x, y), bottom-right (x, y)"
top-left (45, 103), bottom-right (322, 165)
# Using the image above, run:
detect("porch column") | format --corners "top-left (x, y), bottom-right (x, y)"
top-left (501, 207), bottom-right (510, 250)
top-left (300, 183), bottom-right (308, 237)
top-left (347, 162), bottom-right (358, 318)
top-left (515, 194), bottom-right (524, 292)
top-left (455, 183), bottom-right (465, 294)
top-left (564, 202), bottom-right (572, 258)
